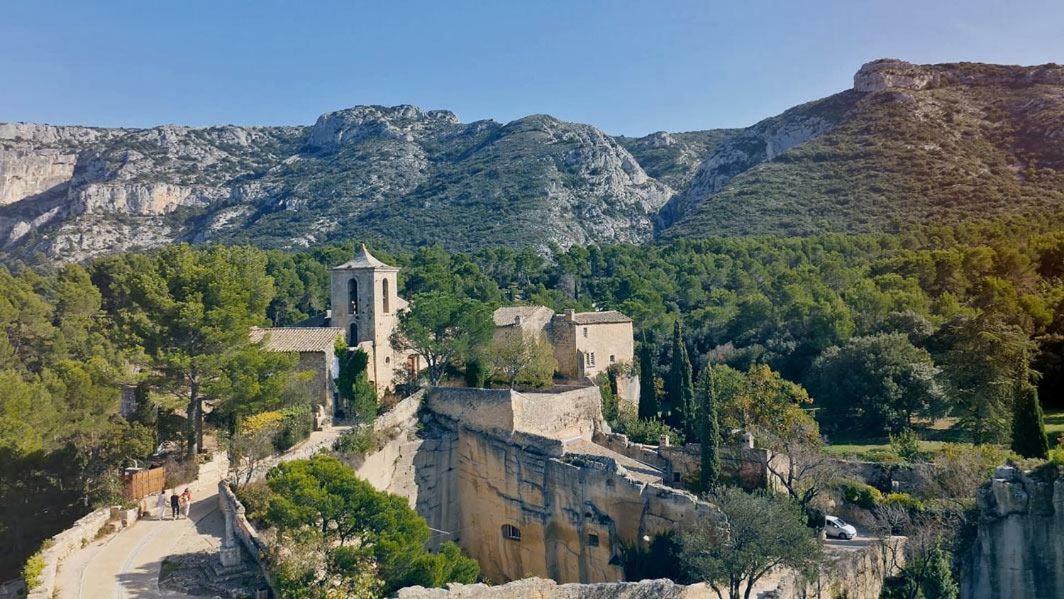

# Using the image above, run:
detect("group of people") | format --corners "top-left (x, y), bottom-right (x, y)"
top-left (154, 487), bottom-right (193, 520)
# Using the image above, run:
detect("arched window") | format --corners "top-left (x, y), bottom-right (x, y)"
top-left (501, 524), bottom-right (521, 541)
top-left (347, 279), bottom-right (359, 315)
top-left (382, 278), bottom-right (390, 313)
top-left (349, 323), bottom-right (358, 344)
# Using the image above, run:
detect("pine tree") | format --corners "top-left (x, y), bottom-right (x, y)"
top-left (1011, 382), bottom-right (1049, 459)
top-left (698, 366), bottom-right (721, 492)
top-left (666, 320), bottom-right (695, 436)
top-left (919, 547), bottom-right (959, 599)
top-left (638, 333), bottom-right (659, 420)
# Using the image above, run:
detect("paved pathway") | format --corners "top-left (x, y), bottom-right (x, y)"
top-left (54, 424), bottom-right (349, 598)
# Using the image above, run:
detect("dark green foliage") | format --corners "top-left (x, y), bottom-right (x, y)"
top-left (697, 367), bottom-right (721, 492)
top-left (1011, 382), bottom-right (1049, 459)
top-left (334, 344), bottom-right (377, 423)
top-left (667, 321), bottom-right (695, 436)
top-left (637, 334), bottom-right (660, 420)
top-left (809, 333), bottom-right (946, 434)
top-left (391, 291), bottom-right (493, 386)
top-left (262, 455), bottom-right (478, 595)
top-left (463, 359), bottom-right (487, 388)
top-left (620, 531), bottom-right (687, 583)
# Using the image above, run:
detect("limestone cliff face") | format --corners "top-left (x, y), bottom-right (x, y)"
top-left (961, 467), bottom-right (1064, 599)
top-left (0, 105), bottom-right (670, 262)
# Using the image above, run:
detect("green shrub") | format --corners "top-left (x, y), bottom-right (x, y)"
top-left (333, 425), bottom-right (380, 456)
top-left (840, 481), bottom-right (883, 509)
top-left (889, 429), bottom-right (923, 462)
top-left (273, 405), bottom-right (313, 451)
top-left (22, 550), bottom-right (46, 590)
top-left (1049, 447), bottom-right (1064, 467)
top-left (234, 480), bottom-right (272, 523)
top-left (883, 492), bottom-right (925, 512)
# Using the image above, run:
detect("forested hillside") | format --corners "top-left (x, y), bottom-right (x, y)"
top-left (4, 211), bottom-right (1063, 577)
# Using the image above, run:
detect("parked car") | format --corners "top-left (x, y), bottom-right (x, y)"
top-left (824, 515), bottom-right (857, 540)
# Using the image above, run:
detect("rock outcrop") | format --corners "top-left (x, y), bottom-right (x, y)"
top-left (0, 105), bottom-right (669, 262)
top-left (961, 466), bottom-right (1064, 599)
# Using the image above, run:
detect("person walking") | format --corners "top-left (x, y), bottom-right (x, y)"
top-left (181, 488), bottom-right (192, 518)
top-left (156, 491), bottom-right (168, 520)
top-left (170, 491), bottom-right (180, 519)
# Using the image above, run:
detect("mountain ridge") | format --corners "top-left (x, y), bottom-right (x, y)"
top-left (2, 58), bottom-right (1063, 262)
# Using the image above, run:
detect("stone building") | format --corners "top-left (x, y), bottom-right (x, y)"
top-left (328, 244), bottom-right (419, 393)
top-left (491, 305), bottom-right (639, 404)
top-left (255, 245), bottom-right (419, 408)
top-left (249, 326), bottom-right (344, 418)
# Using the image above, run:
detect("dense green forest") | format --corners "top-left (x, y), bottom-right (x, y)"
top-left (2, 212), bottom-right (1063, 578)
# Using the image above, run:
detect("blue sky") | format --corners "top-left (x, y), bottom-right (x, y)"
top-left (2, 0), bottom-right (1062, 136)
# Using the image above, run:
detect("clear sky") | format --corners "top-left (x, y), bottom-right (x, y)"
top-left (2, 0), bottom-right (1062, 136)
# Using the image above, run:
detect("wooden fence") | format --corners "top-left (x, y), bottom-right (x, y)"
top-left (123, 467), bottom-right (166, 501)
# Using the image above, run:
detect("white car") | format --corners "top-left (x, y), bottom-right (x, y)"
top-left (824, 515), bottom-right (857, 540)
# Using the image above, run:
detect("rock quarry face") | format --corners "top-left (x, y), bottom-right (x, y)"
top-left (961, 467), bottom-right (1064, 599)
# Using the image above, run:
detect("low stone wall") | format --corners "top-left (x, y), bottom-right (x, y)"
top-left (218, 482), bottom-right (265, 561)
top-left (26, 507), bottom-right (114, 599)
top-left (593, 431), bottom-right (780, 492)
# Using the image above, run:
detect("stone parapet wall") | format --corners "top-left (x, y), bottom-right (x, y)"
top-left (25, 507), bottom-right (114, 599)
top-left (427, 386), bottom-right (606, 442)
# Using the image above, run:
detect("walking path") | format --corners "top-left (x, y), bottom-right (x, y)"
top-left (53, 425), bottom-right (349, 598)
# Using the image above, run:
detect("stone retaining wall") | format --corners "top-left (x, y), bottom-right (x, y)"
top-left (25, 507), bottom-right (115, 599)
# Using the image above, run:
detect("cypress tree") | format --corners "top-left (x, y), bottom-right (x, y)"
top-left (698, 366), bottom-right (721, 492)
top-left (1011, 382), bottom-right (1049, 459)
top-left (638, 333), bottom-right (659, 420)
top-left (666, 320), bottom-right (694, 435)
top-left (349, 348), bottom-right (378, 424)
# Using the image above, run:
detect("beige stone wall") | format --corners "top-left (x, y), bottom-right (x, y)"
top-left (295, 351), bottom-right (331, 409)
top-left (330, 266), bottom-right (410, 394)
top-left (550, 318), bottom-right (635, 380)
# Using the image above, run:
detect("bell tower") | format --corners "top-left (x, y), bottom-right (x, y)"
top-left (330, 244), bottom-right (401, 389)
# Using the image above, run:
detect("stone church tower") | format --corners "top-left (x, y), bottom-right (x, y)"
top-left (330, 244), bottom-right (411, 392)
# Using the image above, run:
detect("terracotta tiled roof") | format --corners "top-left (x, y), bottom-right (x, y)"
top-left (250, 327), bottom-right (343, 353)
top-left (570, 310), bottom-right (632, 325)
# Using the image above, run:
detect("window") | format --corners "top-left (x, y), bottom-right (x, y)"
top-left (382, 278), bottom-right (390, 313)
top-left (609, 355), bottom-right (615, 363)
top-left (589, 353), bottom-right (596, 366)
top-left (673, 472), bottom-right (681, 483)
top-left (583, 327), bottom-right (588, 338)
top-left (502, 524), bottom-right (521, 541)
top-left (347, 279), bottom-right (359, 315)
top-left (587, 534), bottom-right (600, 547)
top-left (385, 356), bottom-right (390, 364)
top-left (349, 323), bottom-right (358, 345)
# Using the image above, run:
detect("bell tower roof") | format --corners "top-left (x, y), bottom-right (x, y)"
top-left (332, 244), bottom-right (398, 271)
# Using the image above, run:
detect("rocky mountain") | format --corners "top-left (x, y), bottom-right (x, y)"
top-left (665, 59), bottom-right (1064, 238)
top-left (0, 107), bottom-right (669, 261)
top-left (2, 58), bottom-right (1063, 262)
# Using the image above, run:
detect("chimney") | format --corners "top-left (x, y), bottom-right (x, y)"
top-left (659, 434), bottom-right (670, 447)
top-left (564, 308), bottom-right (575, 322)
top-left (514, 315), bottom-right (522, 326)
